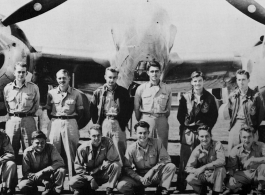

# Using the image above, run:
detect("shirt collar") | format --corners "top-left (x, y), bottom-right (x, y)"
top-left (136, 138), bottom-right (153, 150)
top-left (148, 80), bottom-right (161, 88)
top-left (103, 84), bottom-right (117, 92)
top-left (12, 80), bottom-right (27, 89)
top-left (56, 86), bottom-right (72, 94)
top-left (239, 141), bottom-right (258, 154)
top-left (199, 140), bottom-right (214, 152)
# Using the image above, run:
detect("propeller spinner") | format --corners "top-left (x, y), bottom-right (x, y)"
top-left (1, 0), bottom-right (67, 26)
top-left (226, 0), bottom-right (265, 25)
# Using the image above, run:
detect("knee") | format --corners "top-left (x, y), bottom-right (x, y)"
top-left (117, 180), bottom-right (133, 194)
top-left (165, 163), bottom-right (176, 172)
top-left (18, 180), bottom-right (31, 191)
top-left (68, 176), bottom-right (79, 188)
top-left (110, 162), bottom-right (122, 172)
top-left (186, 174), bottom-right (196, 184)
top-left (5, 161), bottom-right (16, 171)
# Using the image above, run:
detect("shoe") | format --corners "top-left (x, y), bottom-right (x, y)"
top-left (212, 191), bottom-right (220, 195)
top-left (222, 189), bottom-right (231, 195)
top-left (42, 188), bottom-right (52, 195)
top-left (73, 189), bottom-right (81, 195)
top-left (134, 187), bottom-right (145, 195)
top-left (106, 187), bottom-right (114, 195)
top-left (176, 181), bottom-right (187, 193)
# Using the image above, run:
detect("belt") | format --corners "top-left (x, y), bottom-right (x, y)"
top-left (143, 113), bottom-right (166, 118)
top-left (9, 113), bottom-right (34, 117)
top-left (51, 115), bottom-right (76, 120)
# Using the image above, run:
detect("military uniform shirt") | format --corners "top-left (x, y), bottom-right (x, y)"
top-left (124, 138), bottom-right (171, 180)
top-left (4, 81), bottom-right (40, 114)
top-left (227, 141), bottom-right (265, 176)
top-left (46, 86), bottom-right (84, 116)
top-left (134, 81), bottom-right (172, 114)
top-left (22, 143), bottom-right (65, 178)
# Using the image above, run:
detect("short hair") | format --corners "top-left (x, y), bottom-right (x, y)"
top-left (134, 121), bottom-right (150, 131)
top-left (240, 125), bottom-right (255, 136)
top-left (31, 131), bottom-right (47, 140)
top-left (14, 61), bottom-right (27, 71)
top-left (197, 125), bottom-right (212, 136)
top-left (146, 61), bottom-right (161, 71)
top-left (236, 69), bottom-right (250, 79)
top-left (105, 67), bottom-right (119, 75)
top-left (90, 124), bottom-right (102, 132)
top-left (56, 69), bottom-right (70, 77)
top-left (190, 71), bottom-right (205, 80)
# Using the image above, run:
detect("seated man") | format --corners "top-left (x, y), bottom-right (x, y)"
top-left (0, 129), bottom-right (17, 195)
top-left (186, 125), bottom-right (226, 195)
top-left (69, 124), bottom-right (121, 195)
top-left (224, 125), bottom-right (265, 195)
top-left (18, 131), bottom-right (66, 195)
top-left (117, 121), bottom-right (176, 195)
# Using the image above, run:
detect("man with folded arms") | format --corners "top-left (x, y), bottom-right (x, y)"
top-left (18, 131), bottom-right (66, 195)
top-left (186, 125), bottom-right (226, 195)
top-left (117, 121), bottom-right (176, 195)
top-left (224, 125), bottom-right (265, 195)
top-left (69, 124), bottom-right (121, 195)
top-left (4, 61), bottom-right (40, 160)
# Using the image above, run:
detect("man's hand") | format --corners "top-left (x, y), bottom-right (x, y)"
top-left (90, 178), bottom-right (99, 190)
top-left (101, 161), bottom-right (111, 170)
top-left (43, 181), bottom-right (52, 189)
top-left (140, 176), bottom-right (151, 186)
top-left (143, 169), bottom-right (155, 182)
top-left (194, 166), bottom-right (206, 177)
top-left (34, 171), bottom-right (44, 180)
top-left (244, 157), bottom-right (255, 169)
top-left (229, 177), bottom-right (237, 187)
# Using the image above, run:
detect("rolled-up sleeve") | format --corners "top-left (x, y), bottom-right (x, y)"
top-left (206, 142), bottom-right (226, 169)
top-left (165, 87), bottom-right (172, 116)
top-left (32, 85), bottom-right (40, 114)
top-left (76, 92), bottom-right (84, 110)
top-left (45, 92), bottom-right (52, 110)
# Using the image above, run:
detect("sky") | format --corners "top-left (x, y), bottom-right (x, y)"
top-left (1, 0), bottom-right (265, 58)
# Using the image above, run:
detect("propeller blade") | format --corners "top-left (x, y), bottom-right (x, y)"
top-left (1, 0), bottom-right (67, 26)
top-left (226, 0), bottom-right (265, 25)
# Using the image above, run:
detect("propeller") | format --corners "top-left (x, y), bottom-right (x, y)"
top-left (1, 0), bottom-right (67, 26)
top-left (226, 0), bottom-right (265, 25)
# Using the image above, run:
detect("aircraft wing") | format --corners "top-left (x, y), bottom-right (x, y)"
top-left (163, 53), bottom-right (242, 92)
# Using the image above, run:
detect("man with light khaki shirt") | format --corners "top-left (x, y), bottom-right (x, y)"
top-left (134, 61), bottom-right (172, 149)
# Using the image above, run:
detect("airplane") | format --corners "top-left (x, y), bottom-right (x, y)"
top-left (0, 0), bottom-right (265, 129)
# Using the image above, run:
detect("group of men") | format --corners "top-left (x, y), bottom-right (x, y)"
top-left (0, 59), bottom-right (265, 195)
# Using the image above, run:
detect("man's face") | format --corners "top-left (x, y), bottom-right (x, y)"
top-left (240, 130), bottom-right (254, 148)
top-left (198, 130), bottom-right (211, 147)
top-left (14, 66), bottom-right (27, 82)
top-left (136, 126), bottom-right (149, 144)
top-left (236, 74), bottom-right (249, 91)
top-left (56, 71), bottom-right (70, 88)
top-left (104, 70), bottom-right (118, 88)
top-left (147, 66), bottom-right (161, 82)
top-left (191, 76), bottom-right (204, 91)
top-left (90, 129), bottom-right (102, 147)
top-left (32, 138), bottom-right (46, 153)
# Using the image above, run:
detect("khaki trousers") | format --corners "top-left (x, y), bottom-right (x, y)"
top-left (187, 167), bottom-right (226, 193)
top-left (0, 161), bottom-right (17, 189)
top-left (117, 163), bottom-right (176, 195)
top-left (102, 118), bottom-right (126, 165)
top-left (141, 114), bottom-right (169, 149)
top-left (6, 116), bottom-right (37, 158)
top-left (47, 118), bottom-right (79, 178)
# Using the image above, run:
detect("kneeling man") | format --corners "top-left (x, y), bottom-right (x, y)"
top-left (69, 124), bottom-right (121, 195)
top-left (224, 125), bottom-right (265, 195)
top-left (18, 131), bottom-right (66, 195)
top-left (186, 125), bottom-right (226, 195)
top-left (117, 121), bottom-right (176, 195)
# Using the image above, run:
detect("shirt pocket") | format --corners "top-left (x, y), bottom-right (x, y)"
top-left (22, 93), bottom-right (34, 108)
top-left (142, 94), bottom-right (152, 105)
top-left (158, 93), bottom-right (168, 108)
top-left (149, 150), bottom-right (157, 166)
top-left (65, 99), bottom-right (76, 112)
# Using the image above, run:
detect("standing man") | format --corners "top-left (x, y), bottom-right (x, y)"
top-left (117, 121), bottom-right (176, 195)
top-left (134, 61), bottom-right (172, 149)
top-left (45, 69), bottom-right (84, 178)
top-left (176, 71), bottom-right (218, 192)
top-left (90, 67), bottom-right (132, 164)
top-left (186, 125), bottom-right (226, 195)
top-left (224, 126), bottom-right (265, 195)
top-left (228, 69), bottom-right (264, 153)
top-left (69, 124), bottom-right (121, 195)
top-left (4, 61), bottom-right (40, 160)
top-left (18, 131), bottom-right (66, 195)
